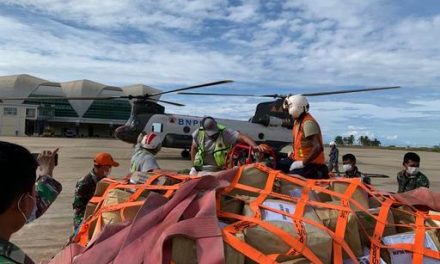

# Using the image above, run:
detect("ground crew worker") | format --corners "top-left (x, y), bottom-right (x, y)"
top-left (397, 152), bottom-right (429, 193)
top-left (130, 132), bottom-right (161, 173)
top-left (72, 152), bottom-right (119, 230)
top-left (328, 141), bottom-right (340, 176)
top-left (283, 95), bottom-right (328, 179)
top-left (342, 153), bottom-right (371, 184)
top-left (190, 116), bottom-right (263, 174)
top-left (0, 142), bottom-right (61, 264)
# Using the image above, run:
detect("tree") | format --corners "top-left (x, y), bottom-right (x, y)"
top-left (371, 138), bottom-right (381, 147)
top-left (348, 135), bottom-right (355, 145)
top-left (334, 136), bottom-right (344, 146)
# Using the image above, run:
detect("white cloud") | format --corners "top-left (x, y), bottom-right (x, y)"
top-left (1, 1), bottom-right (440, 146)
top-left (386, 135), bottom-right (398, 140)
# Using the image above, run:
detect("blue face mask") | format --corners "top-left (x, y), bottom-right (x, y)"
top-left (18, 193), bottom-right (37, 224)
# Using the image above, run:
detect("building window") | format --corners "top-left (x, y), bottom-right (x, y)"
top-left (26, 108), bottom-right (36, 118)
top-left (4, 107), bottom-right (17, 116)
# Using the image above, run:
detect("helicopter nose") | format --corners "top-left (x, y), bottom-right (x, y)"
top-left (115, 125), bottom-right (140, 144)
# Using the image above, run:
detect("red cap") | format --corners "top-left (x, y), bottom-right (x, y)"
top-left (94, 152), bottom-right (119, 167)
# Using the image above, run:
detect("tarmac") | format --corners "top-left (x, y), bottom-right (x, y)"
top-left (2, 136), bottom-right (439, 262)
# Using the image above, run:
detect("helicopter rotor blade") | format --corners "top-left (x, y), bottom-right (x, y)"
top-left (0, 96), bottom-right (122, 101)
top-left (178, 92), bottom-right (283, 98)
top-left (302, 86), bottom-right (401, 97)
top-left (147, 98), bottom-right (185, 106)
top-left (151, 80), bottom-right (233, 97)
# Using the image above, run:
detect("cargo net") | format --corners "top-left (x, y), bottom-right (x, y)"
top-left (73, 164), bottom-right (440, 264)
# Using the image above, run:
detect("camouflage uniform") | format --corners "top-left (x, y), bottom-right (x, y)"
top-left (73, 171), bottom-right (104, 229)
top-left (0, 240), bottom-right (34, 264)
top-left (397, 170), bottom-right (429, 193)
top-left (0, 176), bottom-right (61, 264)
top-left (344, 166), bottom-right (371, 185)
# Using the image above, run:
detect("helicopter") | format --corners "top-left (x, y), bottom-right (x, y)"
top-left (0, 79), bottom-right (400, 158)
top-left (115, 81), bottom-right (400, 158)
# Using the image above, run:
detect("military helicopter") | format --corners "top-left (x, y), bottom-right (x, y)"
top-left (0, 79), bottom-right (400, 158)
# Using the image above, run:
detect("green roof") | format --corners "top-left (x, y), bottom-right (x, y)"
top-left (83, 100), bottom-right (131, 120)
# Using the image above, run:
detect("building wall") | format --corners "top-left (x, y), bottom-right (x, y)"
top-left (0, 104), bottom-right (34, 136)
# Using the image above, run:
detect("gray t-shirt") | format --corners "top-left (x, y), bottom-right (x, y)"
top-left (130, 144), bottom-right (160, 172)
top-left (192, 128), bottom-right (240, 167)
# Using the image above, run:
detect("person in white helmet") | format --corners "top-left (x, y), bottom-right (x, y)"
top-left (328, 141), bottom-right (340, 176)
top-left (283, 95), bottom-right (328, 179)
top-left (130, 132), bottom-right (161, 173)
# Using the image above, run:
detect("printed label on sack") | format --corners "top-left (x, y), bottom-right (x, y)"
top-left (343, 248), bottom-right (386, 264)
top-left (382, 232), bottom-right (438, 264)
top-left (262, 200), bottom-right (295, 223)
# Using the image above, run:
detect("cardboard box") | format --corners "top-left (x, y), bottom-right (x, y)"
top-left (315, 201), bottom-right (364, 257)
top-left (243, 199), bottom-right (332, 264)
top-left (331, 182), bottom-right (369, 211)
top-left (229, 166), bottom-right (271, 197)
top-left (382, 231), bottom-right (440, 264)
top-left (171, 230), bottom-right (245, 264)
top-left (356, 207), bottom-right (396, 248)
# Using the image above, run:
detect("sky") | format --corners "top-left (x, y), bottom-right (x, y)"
top-left (0, 0), bottom-right (439, 146)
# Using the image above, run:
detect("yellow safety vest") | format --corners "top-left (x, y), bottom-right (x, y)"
top-left (194, 124), bottom-right (231, 168)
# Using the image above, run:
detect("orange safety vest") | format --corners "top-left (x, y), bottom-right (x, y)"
top-left (292, 113), bottom-right (325, 165)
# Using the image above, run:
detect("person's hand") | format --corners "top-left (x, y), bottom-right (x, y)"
top-left (289, 161), bottom-right (304, 171)
top-left (189, 167), bottom-right (198, 176)
top-left (252, 144), bottom-right (265, 152)
top-left (37, 148), bottom-right (59, 177)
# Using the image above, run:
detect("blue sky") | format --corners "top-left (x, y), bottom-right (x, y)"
top-left (0, 0), bottom-right (439, 146)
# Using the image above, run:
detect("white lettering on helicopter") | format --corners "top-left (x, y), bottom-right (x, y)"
top-left (178, 118), bottom-right (200, 126)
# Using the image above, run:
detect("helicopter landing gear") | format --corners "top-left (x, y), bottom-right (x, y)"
top-left (181, 149), bottom-right (190, 159)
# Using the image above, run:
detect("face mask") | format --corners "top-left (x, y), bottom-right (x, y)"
top-left (343, 164), bottom-right (353, 172)
top-left (103, 168), bottom-right (112, 177)
top-left (18, 193), bottom-right (37, 224)
top-left (406, 166), bottom-right (419, 175)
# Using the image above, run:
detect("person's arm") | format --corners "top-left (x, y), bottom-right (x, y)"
top-left (419, 174), bottom-right (430, 188)
top-left (397, 173), bottom-right (406, 193)
top-left (190, 140), bottom-right (198, 164)
top-left (35, 149), bottom-right (62, 219)
top-left (238, 133), bottom-right (264, 152)
top-left (72, 181), bottom-right (91, 228)
top-left (302, 134), bottom-right (323, 166)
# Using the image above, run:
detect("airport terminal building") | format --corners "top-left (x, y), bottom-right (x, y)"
top-left (0, 74), bottom-right (159, 137)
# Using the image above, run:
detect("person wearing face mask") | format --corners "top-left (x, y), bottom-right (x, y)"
top-left (397, 152), bottom-right (429, 193)
top-left (0, 142), bottom-right (61, 264)
top-left (342, 153), bottom-right (371, 185)
top-left (72, 152), bottom-right (119, 230)
top-left (283, 95), bottom-right (328, 179)
top-left (190, 116), bottom-right (264, 174)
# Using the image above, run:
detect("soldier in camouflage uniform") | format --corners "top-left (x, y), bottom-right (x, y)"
top-left (341, 153), bottom-right (371, 185)
top-left (0, 142), bottom-right (61, 264)
top-left (397, 152), bottom-right (429, 193)
top-left (73, 152), bottom-right (119, 230)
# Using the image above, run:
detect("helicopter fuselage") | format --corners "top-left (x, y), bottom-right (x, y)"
top-left (115, 112), bottom-right (292, 151)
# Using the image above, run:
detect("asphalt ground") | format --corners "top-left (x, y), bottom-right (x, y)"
top-left (1, 137), bottom-right (439, 262)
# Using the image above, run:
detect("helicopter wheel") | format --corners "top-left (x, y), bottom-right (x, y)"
top-left (181, 149), bottom-right (190, 159)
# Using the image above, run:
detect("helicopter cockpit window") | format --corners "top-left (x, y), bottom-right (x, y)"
top-left (152, 123), bottom-right (163, 133)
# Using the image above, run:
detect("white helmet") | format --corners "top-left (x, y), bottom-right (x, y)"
top-left (141, 132), bottom-right (162, 150)
top-left (283, 95), bottom-right (309, 118)
top-left (329, 141), bottom-right (336, 146)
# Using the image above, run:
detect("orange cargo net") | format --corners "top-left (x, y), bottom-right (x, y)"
top-left (73, 164), bottom-right (440, 264)
top-left (218, 163), bottom-right (440, 264)
top-left (73, 171), bottom-right (190, 246)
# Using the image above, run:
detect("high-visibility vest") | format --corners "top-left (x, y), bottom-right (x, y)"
top-left (194, 124), bottom-right (231, 168)
top-left (292, 113), bottom-right (325, 164)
